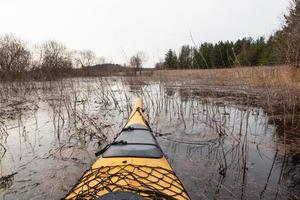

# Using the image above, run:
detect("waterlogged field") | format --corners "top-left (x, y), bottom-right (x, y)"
top-left (0, 76), bottom-right (299, 199)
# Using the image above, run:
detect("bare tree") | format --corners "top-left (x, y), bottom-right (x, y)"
top-left (31, 44), bottom-right (44, 70)
top-left (38, 40), bottom-right (73, 79)
top-left (0, 34), bottom-right (31, 80)
top-left (74, 50), bottom-right (96, 68)
top-left (129, 51), bottom-right (147, 75)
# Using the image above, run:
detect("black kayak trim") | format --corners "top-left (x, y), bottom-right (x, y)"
top-left (95, 124), bottom-right (164, 158)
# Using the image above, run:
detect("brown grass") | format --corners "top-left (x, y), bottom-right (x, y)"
top-left (152, 65), bottom-right (300, 89)
top-left (149, 65), bottom-right (300, 142)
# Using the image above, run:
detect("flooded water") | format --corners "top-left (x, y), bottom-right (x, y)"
top-left (0, 77), bottom-right (299, 200)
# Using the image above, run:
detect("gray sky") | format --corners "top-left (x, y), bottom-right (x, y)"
top-left (0, 0), bottom-right (290, 67)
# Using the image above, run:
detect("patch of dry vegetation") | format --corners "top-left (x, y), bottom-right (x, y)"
top-left (153, 66), bottom-right (298, 87)
top-left (150, 66), bottom-right (300, 101)
top-left (150, 66), bottom-right (300, 154)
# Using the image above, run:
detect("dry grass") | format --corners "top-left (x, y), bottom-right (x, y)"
top-left (150, 66), bottom-right (300, 154)
top-left (151, 65), bottom-right (300, 113)
top-left (152, 65), bottom-right (300, 88)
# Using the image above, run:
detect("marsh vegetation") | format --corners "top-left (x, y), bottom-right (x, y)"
top-left (0, 3), bottom-right (299, 199)
top-left (0, 66), bottom-right (299, 199)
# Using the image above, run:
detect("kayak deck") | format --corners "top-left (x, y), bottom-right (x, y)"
top-left (65, 97), bottom-right (190, 199)
top-left (102, 124), bottom-right (163, 158)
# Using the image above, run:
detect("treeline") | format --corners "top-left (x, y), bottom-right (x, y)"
top-left (158, 0), bottom-right (300, 69)
top-left (0, 35), bottom-right (110, 81)
top-left (0, 34), bottom-right (148, 81)
top-left (160, 37), bottom-right (273, 69)
top-left (1, 1), bottom-right (298, 80)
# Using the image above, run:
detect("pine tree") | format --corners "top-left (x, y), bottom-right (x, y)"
top-left (164, 49), bottom-right (178, 69)
top-left (178, 46), bottom-right (193, 69)
top-left (273, 0), bottom-right (300, 67)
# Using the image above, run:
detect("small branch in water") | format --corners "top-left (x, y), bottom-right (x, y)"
top-left (0, 172), bottom-right (18, 189)
top-left (0, 143), bottom-right (7, 158)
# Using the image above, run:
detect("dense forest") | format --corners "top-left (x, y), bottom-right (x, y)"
top-left (159, 0), bottom-right (300, 69)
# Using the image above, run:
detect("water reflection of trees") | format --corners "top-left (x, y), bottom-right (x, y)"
top-left (275, 154), bottom-right (300, 199)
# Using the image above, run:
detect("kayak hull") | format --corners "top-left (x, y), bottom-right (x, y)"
top-left (65, 97), bottom-right (190, 199)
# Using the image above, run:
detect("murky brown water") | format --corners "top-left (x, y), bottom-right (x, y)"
top-left (0, 77), bottom-right (299, 200)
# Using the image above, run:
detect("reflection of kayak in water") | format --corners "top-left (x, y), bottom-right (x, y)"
top-left (65, 97), bottom-right (190, 200)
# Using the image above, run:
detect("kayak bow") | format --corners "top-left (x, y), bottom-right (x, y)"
top-left (65, 97), bottom-right (190, 200)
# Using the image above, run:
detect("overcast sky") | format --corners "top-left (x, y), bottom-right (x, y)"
top-left (0, 0), bottom-right (290, 67)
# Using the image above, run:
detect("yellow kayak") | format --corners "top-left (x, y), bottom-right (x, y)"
top-left (65, 97), bottom-right (190, 200)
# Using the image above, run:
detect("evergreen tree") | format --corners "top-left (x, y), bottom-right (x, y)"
top-left (274, 0), bottom-right (300, 67)
top-left (178, 45), bottom-right (193, 69)
top-left (164, 49), bottom-right (178, 69)
top-left (158, 2), bottom-right (300, 70)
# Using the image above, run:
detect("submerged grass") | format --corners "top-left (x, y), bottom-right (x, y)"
top-left (153, 66), bottom-right (300, 155)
